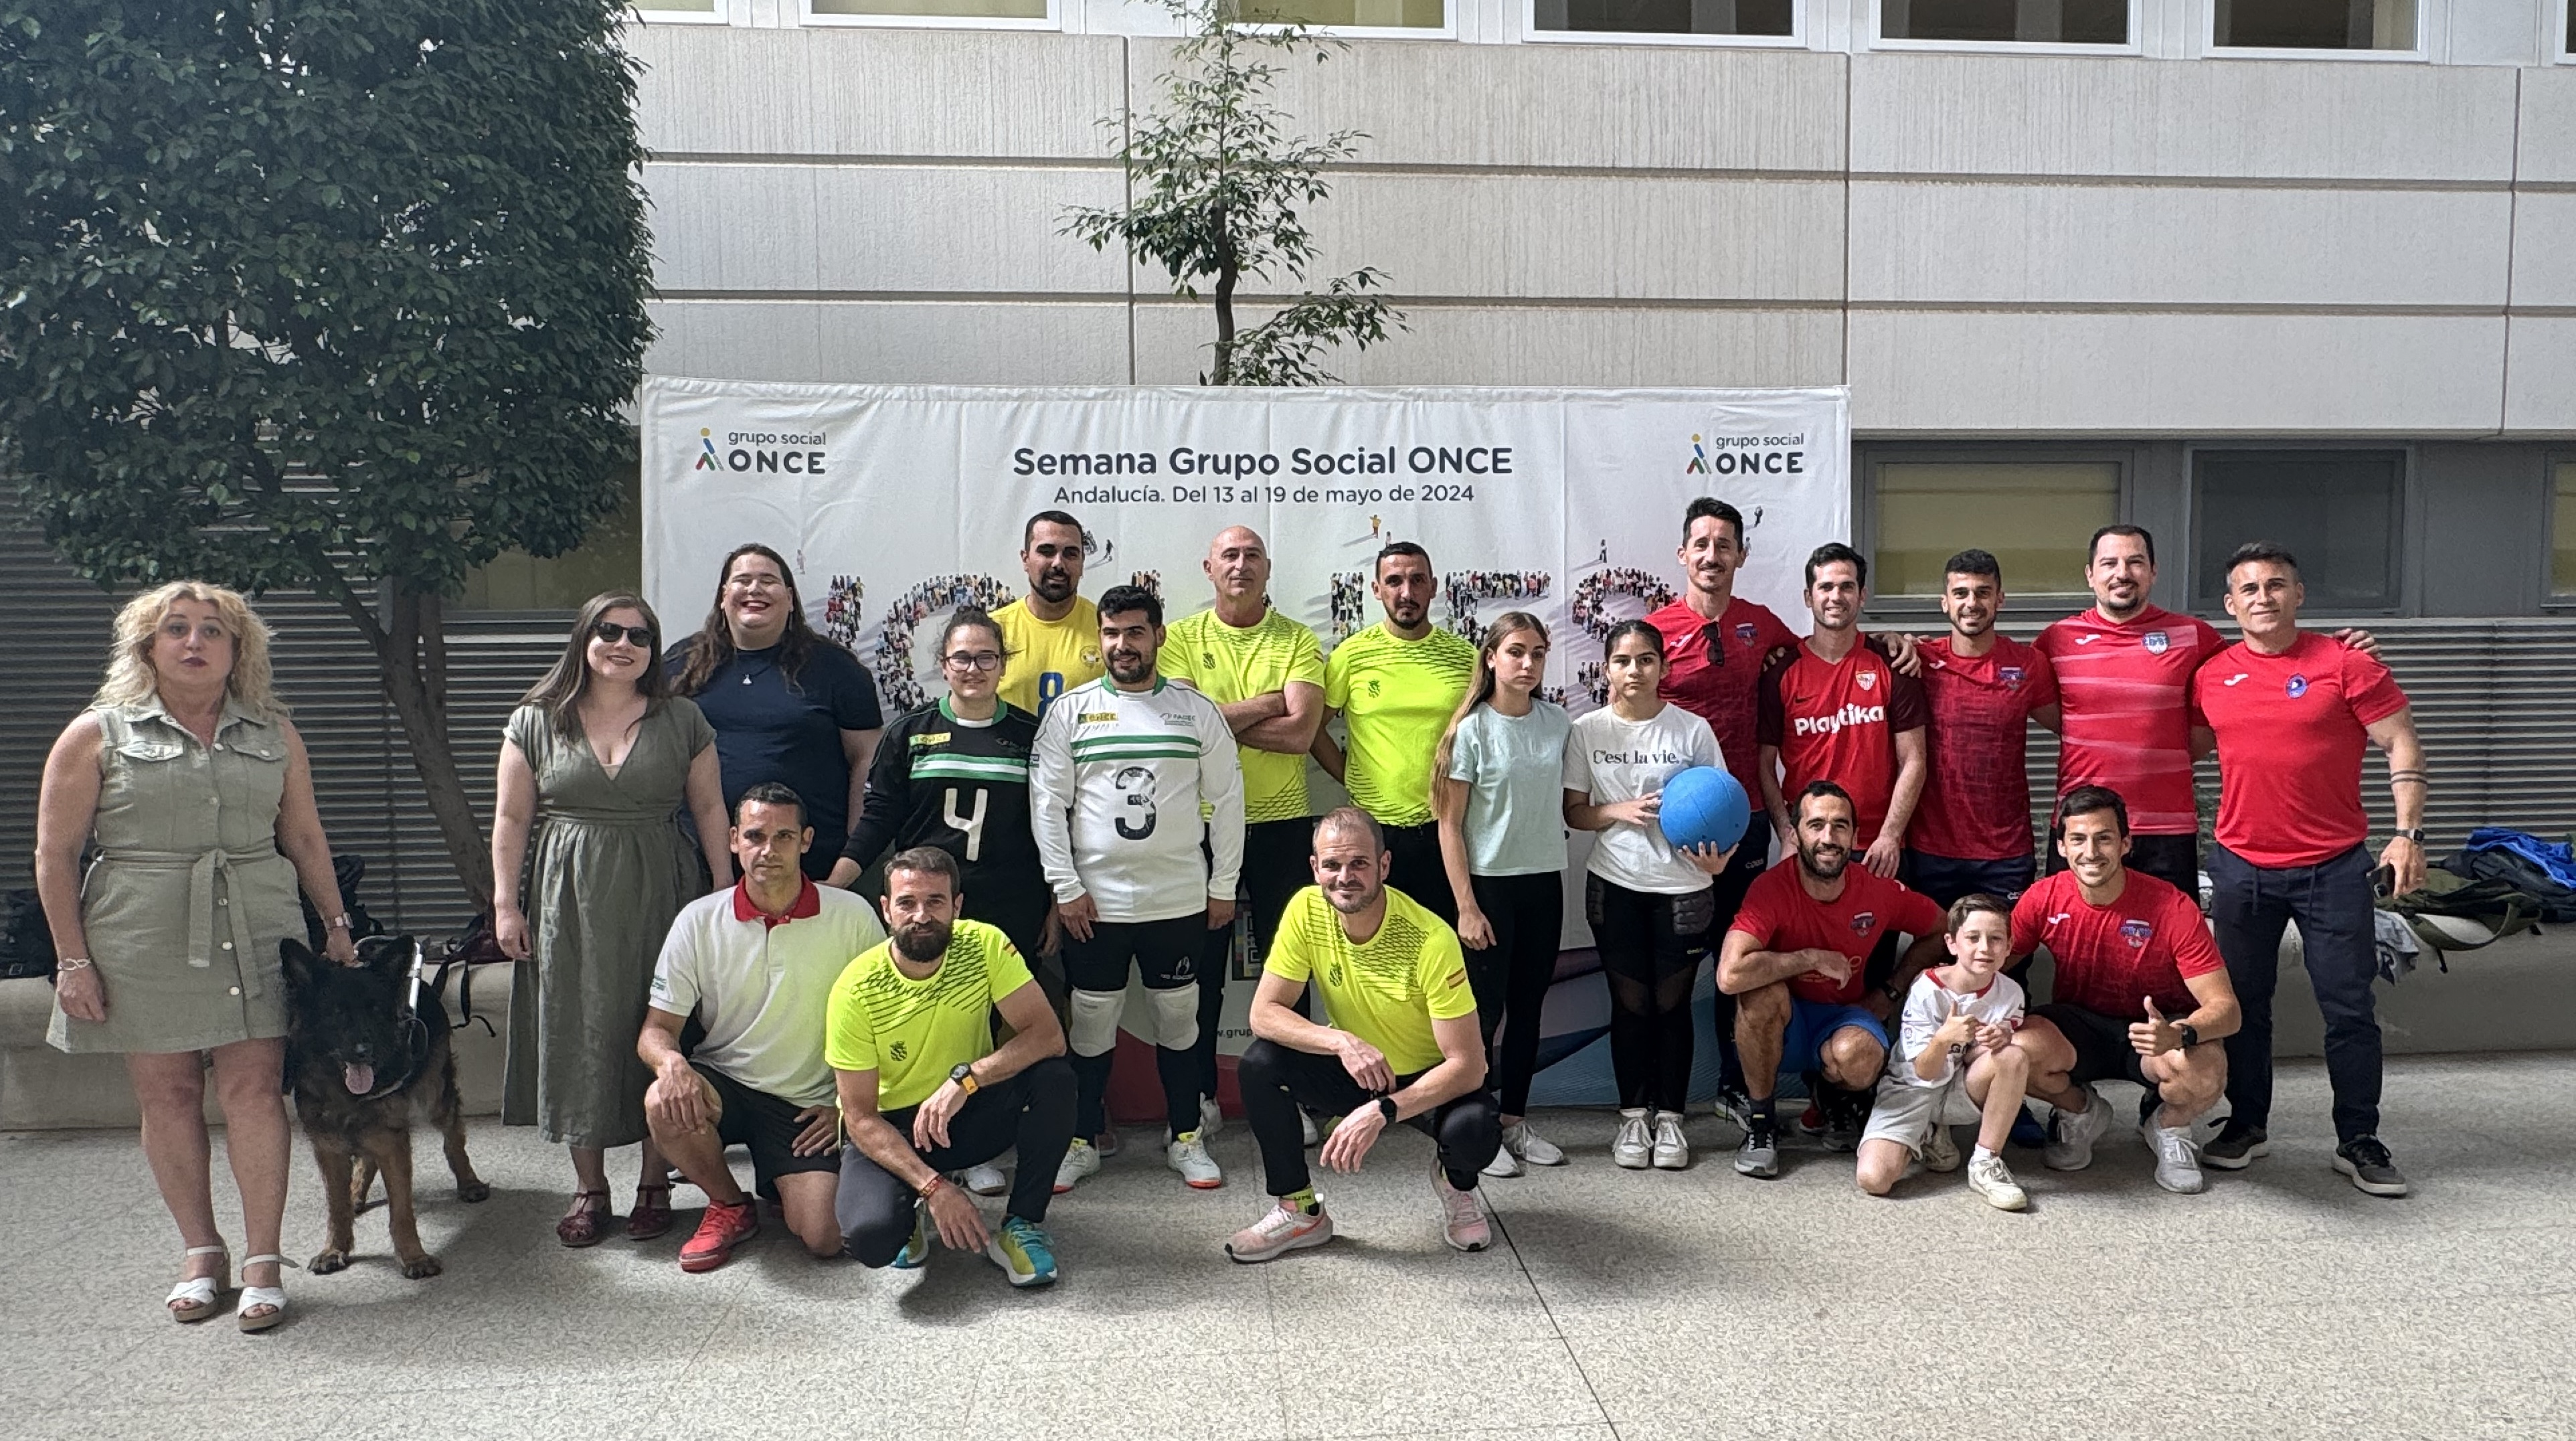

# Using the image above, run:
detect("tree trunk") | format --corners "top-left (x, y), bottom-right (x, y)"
top-left (1213, 216), bottom-right (1237, 386)
top-left (320, 576), bottom-right (495, 914)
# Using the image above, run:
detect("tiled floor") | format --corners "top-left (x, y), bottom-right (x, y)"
top-left (3, 1051), bottom-right (2569, 1440)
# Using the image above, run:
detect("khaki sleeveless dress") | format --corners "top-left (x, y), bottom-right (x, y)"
top-left (48, 700), bottom-right (305, 1055)
top-left (501, 698), bottom-right (713, 1149)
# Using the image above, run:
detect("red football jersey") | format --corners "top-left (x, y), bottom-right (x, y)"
top-left (1910, 637), bottom-right (2059, 862)
top-left (2191, 632), bottom-right (2408, 869)
top-left (1729, 857), bottom-right (1946, 1005)
top-left (2010, 869), bottom-right (2224, 1021)
top-left (1650, 596), bottom-right (1800, 811)
top-left (2033, 605), bottom-right (2225, 838)
top-left (1756, 636), bottom-right (1927, 846)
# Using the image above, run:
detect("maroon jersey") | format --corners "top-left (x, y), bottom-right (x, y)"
top-left (1911, 637), bottom-right (2057, 862)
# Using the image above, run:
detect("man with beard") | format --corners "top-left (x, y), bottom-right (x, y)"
top-left (1314, 542), bottom-right (1480, 929)
top-left (1756, 544), bottom-right (1927, 881)
top-left (642, 784), bottom-right (889, 1273)
top-left (1223, 808), bottom-right (1499, 1262)
top-left (830, 847), bottom-right (1073, 1289)
top-left (1908, 549), bottom-right (2060, 908)
top-left (1032, 585), bottom-right (1247, 1193)
top-left (1163, 526), bottom-right (1328, 1137)
top-left (993, 510), bottom-right (1105, 720)
top-left (2006, 786), bottom-right (2239, 1195)
top-left (1719, 782), bottom-right (1945, 1177)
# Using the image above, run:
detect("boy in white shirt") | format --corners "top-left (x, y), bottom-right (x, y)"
top-left (1856, 893), bottom-right (2033, 1211)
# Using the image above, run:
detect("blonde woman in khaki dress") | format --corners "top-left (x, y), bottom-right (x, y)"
top-left (35, 583), bottom-right (359, 1333)
top-left (493, 592), bottom-right (732, 1247)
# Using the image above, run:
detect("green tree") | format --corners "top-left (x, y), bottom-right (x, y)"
top-left (1064, 0), bottom-right (1402, 386)
top-left (0, 1), bottom-right (655, 907)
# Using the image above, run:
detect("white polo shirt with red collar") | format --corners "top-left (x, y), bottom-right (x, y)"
top-left (649, 878), bottom-right (887, 1107)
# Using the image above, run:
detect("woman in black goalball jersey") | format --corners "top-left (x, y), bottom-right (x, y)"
top-left (827, 609), bottom-right (1055, 974)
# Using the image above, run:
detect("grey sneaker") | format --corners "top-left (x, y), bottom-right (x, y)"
top-left (1923, 1122), bottom-right (1962, 1174)
top-left (1734, 1121), bottom-right (1780, 1179)
top-left (1612, 1110), bottom-right (1652, 1170)
top-left (2142, 1120), bottom-right (2207, 1195)
top-left (2333, 1135), bottom-right (2409, 1197)
top-left (2203, 1122), bottom-right (2269, 1171)
top-left (1650, 1112), bottom-right (1690, 1171)
top-left (2041, 1088), bottom-right (2114, 1171)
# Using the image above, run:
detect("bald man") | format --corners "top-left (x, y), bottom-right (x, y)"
top-left (1163, 526), bottom-right (1330, 1136)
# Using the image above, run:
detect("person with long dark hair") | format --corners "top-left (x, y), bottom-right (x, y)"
top-left (494, 592), bottom-right (734, 1247)
top-left (1563, 619), bottom-right (1735, 1172)
top-left (668, 543), bottom-right (884, 880)
top-left (1432, 611), bottom-right (1573, 1177)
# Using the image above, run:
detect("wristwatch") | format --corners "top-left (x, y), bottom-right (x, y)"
top-left (948, 1062), bottom-right (980, 1096)
top-left (2176, 1021), bottom-right (2201, 1049)
top-left (2393, 828), bottom-right (2427, 844)
top-left (1375, 1097), bottom-right (1399, 1124)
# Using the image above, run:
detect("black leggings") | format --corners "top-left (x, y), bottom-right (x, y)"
top-left (1193, 818), bottom-right (1316, 1102)
top-left (1587, 873), bottom-right (1713, 1114)
top-left (837, 1055), bottom-right (1075, 1267)
top-left (1237, 1039), bottom-right (1500, 1195)
top-left (1466, 871), bottom-right (1565, 1117)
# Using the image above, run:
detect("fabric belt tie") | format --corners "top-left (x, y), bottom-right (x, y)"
top-left (98, 845), bottom-right (280, 994)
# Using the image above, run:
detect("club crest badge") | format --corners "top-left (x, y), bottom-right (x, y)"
top-left (2142, 631), bottom-right (2170, 656)
top-left (1851, 911), bottom-right (1877, 935)
top-left (2120, 919), bottom-right (2152, 949)
top-left (2286, 674), bottom-right (2310, 698)
top-left (1856, 671), bottom-right (1877, 691)
top-left (1735, 622), bottom-right (1757, 644)
top-left (1999, 666), bottom-right (2025, 689)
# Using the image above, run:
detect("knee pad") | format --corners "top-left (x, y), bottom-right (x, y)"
top-left (1147, 983), bottom-right (1200, 1052)
top-left (1067, 988), bottom-right (1125, 1058)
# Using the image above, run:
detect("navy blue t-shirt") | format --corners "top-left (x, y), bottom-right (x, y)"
top-left (669, 637), bottom-right (884, 878)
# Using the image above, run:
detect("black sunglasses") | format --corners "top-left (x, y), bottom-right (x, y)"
top-left (592, 620), bottom-right (655, 648)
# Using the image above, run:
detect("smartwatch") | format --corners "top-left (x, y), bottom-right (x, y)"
top-left (1375, 1097), bottom-right (1399, 1124)
top-left (2394, 828), bottom-right (2427, 844)
top-left (948, 1062), bottom-right (980, 1096)
top-left (2176, 1021), bottom-right (2201, 1049)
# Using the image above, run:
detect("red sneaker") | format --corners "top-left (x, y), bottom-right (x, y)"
top-left (678, 1198), bottom-right (760, 1273)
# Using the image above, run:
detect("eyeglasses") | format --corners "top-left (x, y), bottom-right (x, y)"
top-left (726, 575), bottom-right (786, 593)
top-left (942, 651), bottom-right (1004, 673)
top-left (592, 620), bottom-right (655, 647)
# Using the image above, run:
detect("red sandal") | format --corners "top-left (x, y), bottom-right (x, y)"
top-left (556, 1189), bottom-right (613, 1248)
top-left (627, 1182), bottom-right (675, 1242)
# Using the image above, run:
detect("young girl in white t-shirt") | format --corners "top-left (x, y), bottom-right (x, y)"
top-left (1563, 620), bottom-right (1737, 1172)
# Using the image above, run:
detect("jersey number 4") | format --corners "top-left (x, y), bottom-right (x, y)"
top-left (943, 788), bottom-right (989, 862)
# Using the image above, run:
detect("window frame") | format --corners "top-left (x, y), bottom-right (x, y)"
top-left (2548, 450), bottom-right (2576, 608)
top-left (628, 0), bottom-right (732, 23)
top-left (1865, 0), bottom-right (2140, 56)
top-left (1856, 443), bottom-right (2138, 622)
top-left (2559, 0), bottom-right (2575, 63)
top-left (1517, 0), bottom-right (1804, 48)
top-left (2196, 0), bottom-right (2427, 62)
top-left (1232, 6), bottom-right (1461, 41)
top-left (2184, 441), bottom-right (2415, 620)
top-left (799, 0), bottom-right (1061, 33)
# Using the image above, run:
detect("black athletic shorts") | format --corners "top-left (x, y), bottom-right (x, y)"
top-left (2029, 1003), bottom-right (2154, 1091)
top-left (694, 1062), bottom-right (841, 1199)
top-left (1062, 913), bottom-right (1205, 993)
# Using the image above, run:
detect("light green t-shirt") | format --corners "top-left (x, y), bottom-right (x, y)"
top-left (1323, 624), bottom-right (1479, 828)
top-left (1162, 606), bottom-right (1326, 824)
top-left (1265, 885), bottom-right (1475, 1076)
top-left (823, 920), bottom-right (1033, 1112)
top-left (1444, 700), bottom-right (1573, 878)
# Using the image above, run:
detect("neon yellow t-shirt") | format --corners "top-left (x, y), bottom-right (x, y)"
top-left (1264, 885), bottom-right (1474, 1076)
top-left (823, 920), bottom-right (1033, 1112)
top-left (993, 596), bottom-right (1103, 720)
top-left (1162, 607), bottom-right (1326, 824)
top-left (1322, 624), bottom-right (1478, 827)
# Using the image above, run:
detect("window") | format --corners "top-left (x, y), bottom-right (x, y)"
top-left (632, 0), bottom-right (727, 19)
top-left (458, 469), bottom-right (642, 612)
top-left (2192, 449), bottom-right (2403, 612)
top-left (1871, 460), bottom-right (2120, 600)
top-left (2211, 0), bottom-right (2416, 52)
top-left (1531, 0), bottom-right (1794, 39)
top-left (2553, 462), bottom-right (2576, 598)
top-left (1234, 0), bottom-right (1445, 25)
top-left (806, 0), bottom-right (1049, 22)
top-left (1879, 0), bottom-right (2128, 46)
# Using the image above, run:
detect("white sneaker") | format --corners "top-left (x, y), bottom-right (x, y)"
top-left (1966, 1153), bottom-right (2029, 1211)
top-left (1651, 1112), bottom-right (1690, 1171)
top-left (961, 1162), bottom-right (1009, 1197)
top-left (2142, 1119), bottom-right (2207, 1195)
top-left (1513, 1122), bottom-right (1566, 1167)
top-left (1612, 1109), bottom-right (1652, 1170)
top-left (1923, 1124), bottom-right (1962, 1174)
top-left (2042, 1088), bottom-right (2114, 1172)
top-left (1481, 1138), bottom-right (1525, 1179)
top-left (1051, 1138), bottom-right (1100, 1195)
top-left (1432, 1163), bottom-right (1490, 1252)
top-left (1168, 1130), bottom-right (1223, 1190)
top-left (1198, 1095), bottom-right (1225, 1140)
top-left (1300, 1109), bottom-right (1321, 1147)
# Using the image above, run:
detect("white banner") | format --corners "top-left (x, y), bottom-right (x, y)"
top-left (641, 377), bottom-right (1850, 1110)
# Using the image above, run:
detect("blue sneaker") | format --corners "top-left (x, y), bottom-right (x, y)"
top-left (890, 1201), bottom-right (930, 1270)
top-left (2008, 1107), bottom-right (2048, 1149)
top-left (986, 1215), bottom-right (1058, 1288)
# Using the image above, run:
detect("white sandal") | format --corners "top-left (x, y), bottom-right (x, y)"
top-left (167, 1244), bottom-right (229, 1324)
top-left (236, 1254), bottom-right (297, 1333)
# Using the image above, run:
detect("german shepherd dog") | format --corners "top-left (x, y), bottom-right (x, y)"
top-left (282, 935), bottom-right (490, 1278)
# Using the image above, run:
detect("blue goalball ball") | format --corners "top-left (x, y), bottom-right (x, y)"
top-left (1658, 766), bottom-right (1751, 853)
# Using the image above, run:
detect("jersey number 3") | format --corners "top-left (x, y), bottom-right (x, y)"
top-left (1112, 765), bottom-right (1158, 841)
top-left (943, 787), bottom-right (989, 862)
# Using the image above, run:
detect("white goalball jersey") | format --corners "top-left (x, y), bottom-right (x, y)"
top-left (1031, 675), bottom-right (1247, 924)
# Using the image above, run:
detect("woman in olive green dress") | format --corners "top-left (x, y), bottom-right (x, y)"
top-left (493, 592), bottom-right (732, 1247)
top-left (36, 582), bottom-right (359, 1331)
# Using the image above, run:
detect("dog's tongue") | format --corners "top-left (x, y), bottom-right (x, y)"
top-left (343, 1062), bottom-right (375, 1095)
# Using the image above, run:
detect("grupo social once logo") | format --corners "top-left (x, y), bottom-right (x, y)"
top-left (694, 426), bottom-right (827, 476)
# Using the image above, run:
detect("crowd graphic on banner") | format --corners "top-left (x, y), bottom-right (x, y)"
top-left (869, 574), bottom-right (1014, 711)
top-left (1569, 568), bottom-right (1680, 704)
top-left (1442, 570), bottom-right (1552, 644)
top-left (1327, 572), bottom-right (1369, 640)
